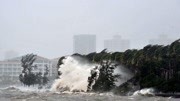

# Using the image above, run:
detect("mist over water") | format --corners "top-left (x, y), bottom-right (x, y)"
top-left (113, 65), bottom-right (134, 86)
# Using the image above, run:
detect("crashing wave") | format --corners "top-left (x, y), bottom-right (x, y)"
top-left (133, 88), bottom-right (155, 96)
top-left (51, 56), bottom-right (133, 93)
top-left (51, 56), bottom-right (95, 92)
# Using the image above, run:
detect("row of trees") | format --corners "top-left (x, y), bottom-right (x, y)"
top-left (91, 60), bottom-right (121, 92)
top-left (62, 39), bottom-right (180, 93)
top-left (19, 54), bottom-right (49, 87)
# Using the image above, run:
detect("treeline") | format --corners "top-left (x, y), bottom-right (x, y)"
top-left (19, 54), bottom-right (49, 87)
top-left (72, 39), bottom-right (180, 93)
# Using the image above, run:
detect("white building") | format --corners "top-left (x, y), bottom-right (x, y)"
top-left (104, 35), bottom-right (130, 52)
top-left (0, 55), bottom-right (53, 78)
top-left (149, 34), bottom-right (175, 45)
top-left (51, 57), bottom-right (60, 78)
top-left (73, 34), bottom-right (96, 54)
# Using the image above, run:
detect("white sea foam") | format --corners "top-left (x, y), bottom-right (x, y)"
top-left (51, 56), bottom-right (96, 92)
top-left (1, 85), bottom-right (50, 92)
top-left (133, 88), bottom-right (155, 96)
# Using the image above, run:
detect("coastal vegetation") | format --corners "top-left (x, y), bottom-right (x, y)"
top-left (58, 39), bottom-right (180, 93)
top-left (19, 54), bottom-right (49, 87)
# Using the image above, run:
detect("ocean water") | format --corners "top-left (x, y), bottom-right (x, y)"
top-left (0, 85), bottom-right (179, 101)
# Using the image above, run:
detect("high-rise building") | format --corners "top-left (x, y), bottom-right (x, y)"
top-left (104, 35), bottom-right (130, 52)
top-left (73, 35), bottom-right (96, 54)
top-left (149, 34), bottom-right (174, 45)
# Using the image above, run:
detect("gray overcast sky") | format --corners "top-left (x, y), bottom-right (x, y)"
top-left (0, 0), bottom-right (180, 60)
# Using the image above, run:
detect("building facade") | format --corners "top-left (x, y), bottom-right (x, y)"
top-left (104, 35), bottom-right (130, 52)
top-left (51, 57), bottom-right (59, 78)
top-left (149, 34), bottom-right (175, 45)
top-left (0, 55), bottom-right (53, 78)
top-left (73, 34), bottom-right (96, 54)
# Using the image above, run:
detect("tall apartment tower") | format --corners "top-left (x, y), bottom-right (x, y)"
top-left (149, 34), bottom-right (174, 45)
top-left (73, 34), bottom-right (96, 54)
top-left (104, 35), bottom-right (130, 52)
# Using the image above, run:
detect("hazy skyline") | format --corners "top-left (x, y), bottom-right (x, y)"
top-left (0, 0), bottom-right (180, 60)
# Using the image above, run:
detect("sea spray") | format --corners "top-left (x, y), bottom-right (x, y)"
top-left (133, 88), bottom-right (155, 96)
top-left (113, 65), bottom-right (134, 86)
top-left (51, 56), bottom-right (134, 93)
top-left (51, 56), bottom-right (97, 92)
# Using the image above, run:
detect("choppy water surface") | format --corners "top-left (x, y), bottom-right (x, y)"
top-left (0, 86), bottom-right (179, 101)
